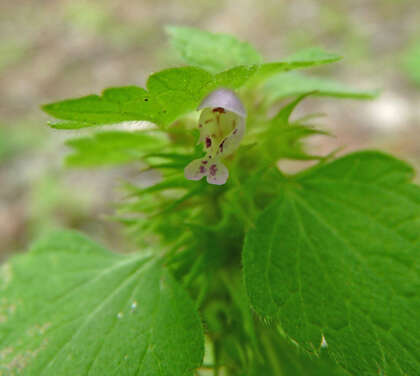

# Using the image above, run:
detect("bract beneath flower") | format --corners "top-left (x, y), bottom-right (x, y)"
top-left (184, 88), bottom-right (246, 185)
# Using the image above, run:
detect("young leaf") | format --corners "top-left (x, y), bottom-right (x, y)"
top-left (0, 231), bottom-right (203, 375)
top-left (250, 48), bottom-right (341, 83)
top-left (65, 130), bottom-right (168, 166)
top-left (166, 26), bottom-right (340, 77)
top-left (166, 26), bottom-right (263, 74)
top-left (259, 94), bottom-right (328, 163)
top-left (243, 151), bottom-right (420, 375)
top-left (43, 37), bottom-right (340, 130)
top-left (42, 68), bottom-right (212, 129)
top-left (42, 66), bottom-right (255, 130)
top-left (264, 72), bottom-right (379, 101)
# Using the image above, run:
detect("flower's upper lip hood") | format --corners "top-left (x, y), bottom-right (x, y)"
top-left (197, 88), bottom-right (246, 118)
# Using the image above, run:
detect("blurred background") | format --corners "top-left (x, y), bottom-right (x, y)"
top-left (1, 0), bottom-right (419, 259)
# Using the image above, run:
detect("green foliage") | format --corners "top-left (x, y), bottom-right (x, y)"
top-left (65, 130), bottom-right (168, 166)
top-left (43, 27), bottom-right (341, 130)
top-left (401, 42), bottom-right (420, 85)
top-left (43, 69), bottom-right (250, 129)
top-left (243, 151), bottom-right (420, 375)
top-left (256, 336), bottom-right (349, 376)
top-left (166, 26), bottom-right (263, 73)
top-left (253, 47), bottom-right (341, 83)
top-left (258, 94), bottom-right (329, 162)
top-left (2, 26), bottom-right (417, 376)
top-left (0, 231), bottom-right (203, 375)
top-left (166, 26), bottom-right (341, 78)
top-left (264, 72), bottom-right (378, 101)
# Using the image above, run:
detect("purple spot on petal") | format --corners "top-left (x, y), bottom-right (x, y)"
top-left (212, 107), bottom-right (226, 114)
top-left (202, 160), bottom-right (208, 164)
top-left (206, 137), bottom-right (212, 148)
top-left (199, 165), bottom-right (206, 173)
top-left (209, 164), bottom-right (217, 176)
top-left (219, 139), bottom-right (225, 152)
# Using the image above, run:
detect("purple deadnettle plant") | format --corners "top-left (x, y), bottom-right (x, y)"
top-left (5, 26), bottom-right (414, 376)
top-left (184, 88), bottom-right (246, 185)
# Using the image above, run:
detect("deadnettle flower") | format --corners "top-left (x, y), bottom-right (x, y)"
top-left (184, 88), bottom-right (246, 185)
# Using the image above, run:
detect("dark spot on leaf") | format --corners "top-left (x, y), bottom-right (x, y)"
top-left (144, 98), bottom-right (149, 102)
top-left (202, 160), bottom-right (208, 164)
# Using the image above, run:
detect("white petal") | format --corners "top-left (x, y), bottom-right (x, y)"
top-left (184, 159), bottom-right (207, 181)
top-left (217, 116), bottom-right (246, 158)
top-left (206, 160), bottom-right (229, 185)
top-left (197, 108), bottom-right (217, 145)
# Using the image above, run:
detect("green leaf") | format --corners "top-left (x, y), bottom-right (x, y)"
top-left (217, 271), bottom-right (349, 376)
top-left (264, 72), bottom-right (379, 101)
top-left (166, 26), bottom-right (263, 74)
top-left (401, 42), bottom-right (420, 85)
top-left (42, 69), bottom-right (211, 129)
top-left (243, 151), bottom-right (420, 375)
top-left (259, 94), bottom-right (328, 162)
top-left (166, 26), bottom-right (340, 79)
top-left (0, 230), bottom-right (203, 375)
top-left (42, 66), bottom-right (256, 129)
top-left (43, 40), bottom-right (340, 130)
top-left (251, 48), bottom-right (341, 83)
top-left (257, 335), bottom-right (349, 376)
top-left (65, 130), bottom-right (168, 166)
